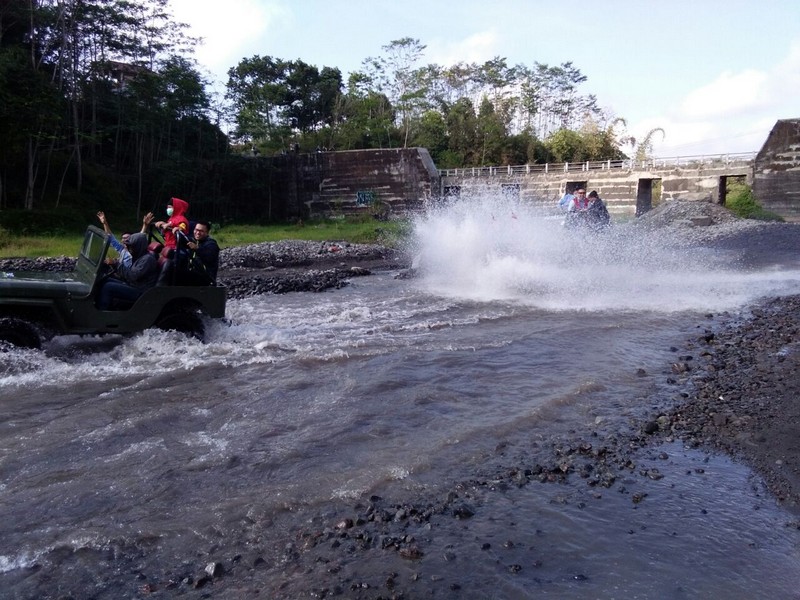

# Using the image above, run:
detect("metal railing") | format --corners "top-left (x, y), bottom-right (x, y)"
top-left (438, 151), bottom-right (758, 178)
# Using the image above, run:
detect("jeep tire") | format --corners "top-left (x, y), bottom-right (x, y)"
top-left (0, 317), bottom-right (42, 349)
top-left (155, 309), bottom-right (205, 340)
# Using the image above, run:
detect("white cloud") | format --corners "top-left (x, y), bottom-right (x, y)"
top-left (170, 0), bottom-right (289, 85)
top-left (679, 69), bottom-right (769, 119)
top-left (764, 38), bottom-right (800, 115)
top-left (634, 38), bottom-right (800, 157)
top-left (427, 30), bottom-right (499, 66)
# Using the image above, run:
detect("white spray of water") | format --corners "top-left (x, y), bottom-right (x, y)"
top-left (410, 193), bottom-right (800, 312)
top-left (0, 280), bottom-right (476, 388)
top-left (3, 195), bottom-right (799, 388)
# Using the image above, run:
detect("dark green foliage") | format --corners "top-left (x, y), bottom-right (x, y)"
top-left (0, 209), bottom-right (91, 236)
top-left (727, 181), bottom-right (783, 221)
top-left (225, 56), bottom-right (344, 151)
top-left (0, 0), bottom-right (229, 217)
top-left (546, 129), bottom-right (585, 162)
top-left (1, 1), bottom-right (628, 227)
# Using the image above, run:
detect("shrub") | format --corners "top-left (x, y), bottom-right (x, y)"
top-left (726, 182), bottom-right (783, 221)
top-left (0, 209), bottom-right (92, 235)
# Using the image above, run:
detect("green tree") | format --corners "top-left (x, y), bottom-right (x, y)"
top-left (545, 128), bottom-right (585, 162)
top-left (630, 127), bottom-right (666, 162)
top-left (226, 55), bottom-right (289, 147)
top-left (0, 0), bottom-right (226, 218)
top-left (226, 56), bottom-right (343, 151)
top-left (361, 37), bottom-right (430, 148)
top-left (580, 116), bottom-right (628, 161)
top-left (412, 109), bottom-right (448, 161)
top-left (443, 97), bottom-right (478, 166)
top-left (333, 87), bottom-right (395, 150)
top-left (476, 96), bottom-right (508, 165)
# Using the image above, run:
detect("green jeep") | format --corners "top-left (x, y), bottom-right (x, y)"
top-left (0, 226), bottom-right (226, 348)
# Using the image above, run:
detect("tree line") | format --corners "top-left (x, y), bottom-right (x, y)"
top-left (0, 1), bottom-right (646, 226)
top-left (226, 37), bottom-right (643, 168)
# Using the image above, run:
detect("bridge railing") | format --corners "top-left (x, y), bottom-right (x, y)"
top-left (438, 151), bottom-right (757, 178)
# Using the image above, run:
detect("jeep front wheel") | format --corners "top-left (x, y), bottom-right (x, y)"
top-left (0, 317), bottom-right (42, 349)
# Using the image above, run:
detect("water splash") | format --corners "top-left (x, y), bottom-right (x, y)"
top-left (410, 192), bottom-right (800, 311)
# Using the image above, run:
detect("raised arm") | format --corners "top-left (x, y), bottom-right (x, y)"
top-left (96, 211), bottom-right (112, 235)
top-left (141, 212), bottom-right (154, 233)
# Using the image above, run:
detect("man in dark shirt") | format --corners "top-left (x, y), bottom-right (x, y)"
top-left (185, 220), bottom-right (220, 284)
top-left (586, 190), bottom-right (611, 230)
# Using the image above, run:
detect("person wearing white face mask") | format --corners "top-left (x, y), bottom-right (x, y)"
top-left (152, 197), bottom-right (190, 251)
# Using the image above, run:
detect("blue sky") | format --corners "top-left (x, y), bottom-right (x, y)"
top-left (170, 0), bottom-right (800, 158)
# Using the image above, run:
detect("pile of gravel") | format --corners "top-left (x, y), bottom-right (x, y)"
top-left (0, 240), bottom-right (405, 299)
top-left (635, 198), bottom-right (741, 227)
top-left (622, 198), bottom-right (783, 251)
top-left (219, 239), bottom-right (398, 269)
top-left (0, 256), bottom-right (75, 273)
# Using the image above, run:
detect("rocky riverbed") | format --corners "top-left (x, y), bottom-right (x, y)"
top-left (2, 201), bottom-right (800, 597)
top-left (0, 239), bottom-right (409, 297)
top-left (1, 206), bottom-right (799, 511)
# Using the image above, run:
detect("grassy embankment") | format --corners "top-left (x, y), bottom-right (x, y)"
top-left (0, 218), bottom-right (412, 259)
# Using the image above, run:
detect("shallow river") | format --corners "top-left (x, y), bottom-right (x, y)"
top-left (2, 201), bottom-right (800, 598)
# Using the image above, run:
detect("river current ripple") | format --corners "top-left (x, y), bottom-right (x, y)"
top-left (2, 207), bottom-right (800, 597)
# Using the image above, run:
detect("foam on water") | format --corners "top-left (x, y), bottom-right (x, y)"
top-left (4, 200), bottom-right (800, 596)
top-left (2, 194), bottom-right (799, 391)
top-left (411, 193), bottom-right (800, 311)
top-left (0, 277), bottom-right (492, 388)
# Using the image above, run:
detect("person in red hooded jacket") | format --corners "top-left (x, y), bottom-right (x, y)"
top-left (154, 197), bottom-right (190, 250)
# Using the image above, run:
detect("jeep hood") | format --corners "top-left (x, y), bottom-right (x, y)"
top-left (0, 272), bottom-right (91, 298)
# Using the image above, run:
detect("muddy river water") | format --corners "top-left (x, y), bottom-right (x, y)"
top-left (2, 202), bottom-right (800, 598)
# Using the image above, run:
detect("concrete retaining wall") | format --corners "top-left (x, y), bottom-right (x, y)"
top-left (245, 148), bottom-right (439, 220)
top-left (754, 119), bottom-right (800, 222)
top-left (232, 119), bottom-right (800, 222)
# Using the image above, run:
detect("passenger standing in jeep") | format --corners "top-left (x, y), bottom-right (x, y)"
top-left (153, 197), bottom-right (190, 250)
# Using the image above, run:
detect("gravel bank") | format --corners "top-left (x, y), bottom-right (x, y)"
top-left (217, 239), bottom-right (408, 298)
top-left (0, 239), bottom-right (409, 298)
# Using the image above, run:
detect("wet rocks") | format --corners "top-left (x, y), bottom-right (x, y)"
top-left (0, 256), bottom-right (75, 272)
top-left (641, 293), bottom-right (800, 510)
top-left (219, 239), bottom-right (398, 269)
top-left (218, 240), bottom-right (406, 298)
top-left (0, 239), bottom-right (408, 299)
top-left (221, 267), bottom-right (371, 299)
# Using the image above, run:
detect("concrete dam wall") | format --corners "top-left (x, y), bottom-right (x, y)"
top-left (236, 118), bottom-right (800, 223)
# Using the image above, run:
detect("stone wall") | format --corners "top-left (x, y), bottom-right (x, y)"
top-left (753, 119), bottom-right (800, 222)
top-left (249, 148), bottom-right (439, 221)
top-left (226, 119), bottom-right (800, 223)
